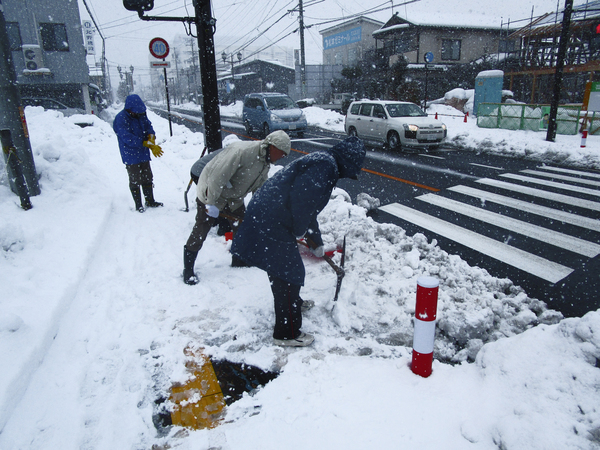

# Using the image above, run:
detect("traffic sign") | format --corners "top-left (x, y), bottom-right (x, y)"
top-left (424, 52), bottom-right (434, 63)
top-left (149, 37), bottom-right (169, 59)
top-left (151, 61), bottom-right (170, 68)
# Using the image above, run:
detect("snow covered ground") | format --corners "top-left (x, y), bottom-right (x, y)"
top-left (0, 102), bottom-right (599, 449)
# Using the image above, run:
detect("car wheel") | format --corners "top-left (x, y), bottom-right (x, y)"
top-left (263, 123), bottom-right (270, 138)
top-left (387, 131), bottom-right (401, 151)
top-left (348, 127), bottom-right (358, 137)
top-left (244, 120), bottom-right (252, 135)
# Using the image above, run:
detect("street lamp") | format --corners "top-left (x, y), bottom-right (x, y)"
top-left (221, 51), bottom-right (242, 103)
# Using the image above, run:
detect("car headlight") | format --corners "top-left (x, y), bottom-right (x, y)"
top-left (300, 112), bottom-right (307, 122)
top-left (441, 123), bottom-right (447, 131)
top-left (403, 123), bottom-right (418, 139)
top-left (270, 113), bottom-right (283, 123)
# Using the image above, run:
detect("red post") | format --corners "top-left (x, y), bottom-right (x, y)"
top-left (581, 130), bottom-right (588, 148)
top-left (463, 114), bottom-right (468, 123)
top-left (434, 112), bottom-right (438, 120)
top-left (411, 276), bottom-right (439, 378)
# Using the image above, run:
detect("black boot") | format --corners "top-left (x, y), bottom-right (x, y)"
top-left (130, 185), bottom-right (145, 213)
top-left (183, 245), bottom-right (199, 285)
top-left (142, 184), bottom-right (163, 208)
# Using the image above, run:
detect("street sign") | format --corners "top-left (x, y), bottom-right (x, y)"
top-left (149, 37), bottom-right (169, 59)
top-left (424, 52), bottom-right (434, 63)
top-left (151, 61), bottom-right (170, 68)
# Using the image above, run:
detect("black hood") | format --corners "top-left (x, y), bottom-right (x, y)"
top-left (327, 136), bottom-right (366, 180)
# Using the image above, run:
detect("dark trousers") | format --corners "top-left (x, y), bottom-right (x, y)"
top-left (185, 199), bottom-right (244, 253)
top-left (268, 274), bottom-right (302, 340)
top-left (125, 161), bottom-right (153, 190)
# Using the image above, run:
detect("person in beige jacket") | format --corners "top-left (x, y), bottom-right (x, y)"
top-left (183, 130), bottom-right (291, 285)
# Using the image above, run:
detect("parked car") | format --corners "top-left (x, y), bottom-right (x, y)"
top-left (21, 98), bottom-right (86, 117)
top-left (344, 100), bottom-right (447, 151)
top-left (242, 93), bottom-right (307, 138)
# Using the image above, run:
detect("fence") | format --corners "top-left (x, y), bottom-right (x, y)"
top-left (476, 103), bottom-right (582, 135)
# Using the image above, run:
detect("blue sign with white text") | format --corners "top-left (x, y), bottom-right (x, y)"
top-left (323, 27), bottom-right (362, 50)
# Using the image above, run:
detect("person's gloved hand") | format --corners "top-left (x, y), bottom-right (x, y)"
top-left (205, 204), bottom-right (219, 218)
top-left (143, 139), bottom-right (163, 157)
top-left (147, 134), bottom-right (156, 145)
top-left (310, 245), bottom-right (325, 258)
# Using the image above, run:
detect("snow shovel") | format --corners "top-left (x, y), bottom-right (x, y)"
top-left (300, 236), bottom-right (346, 304)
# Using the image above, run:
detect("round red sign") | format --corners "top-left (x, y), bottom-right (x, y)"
top-left (149, 37), bottom-right (169, 59)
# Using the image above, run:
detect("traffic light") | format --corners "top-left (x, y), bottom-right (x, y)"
top-left (591, 22), bottom-right (600, 52)
top-left (123, 0), bottom-right (154, 12)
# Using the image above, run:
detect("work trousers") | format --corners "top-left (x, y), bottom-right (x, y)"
top-left (185, 199), bottom-right (244, 253)
top-left (126, 161), bottom-right (153, 190)
top-left (268, 274), bottom-right (302, 340)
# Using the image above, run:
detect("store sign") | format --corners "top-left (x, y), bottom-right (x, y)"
top-left (82, 20), bottom-right (95, 55)
top-left (323, 27), bottom-right (361, 50)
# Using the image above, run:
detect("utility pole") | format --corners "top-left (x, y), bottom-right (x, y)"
top-left (546, 0), bottom-right (573, 142)
top-left (0, 1), bottom-right (39, 198)
top-left (298, 0), bottom-right (307, 99)
top-left (193, 0), bottom-right (222, 151)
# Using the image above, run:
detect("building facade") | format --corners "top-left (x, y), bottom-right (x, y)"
top-left (320, 17), bottom-right (384, 67)
top-left (373, 13), bottom-right (502, 67)
top-left (3, 0), bottom-right (90, 110)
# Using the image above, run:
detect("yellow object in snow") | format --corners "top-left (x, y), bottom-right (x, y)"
top-left (169, 347), bottom-right (225, 429)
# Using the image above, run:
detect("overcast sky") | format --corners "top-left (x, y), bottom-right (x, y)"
top-left (78, 0), bottom-right (568, 89)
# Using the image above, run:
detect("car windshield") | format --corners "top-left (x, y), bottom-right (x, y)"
top-left (265, 96), bottom-right (297, 110)
top-left (385, 103), bottom-right (427, 118)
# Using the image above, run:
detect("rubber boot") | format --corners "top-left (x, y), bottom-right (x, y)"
top-left (130, 185), bottom-right (145, 213)
top-left (142, 184), bottom-right (163, 208)
top-left (183, 245), bottom-right (199, 285)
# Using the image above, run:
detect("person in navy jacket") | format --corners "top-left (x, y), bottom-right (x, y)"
top-left (113, 94), bottom-right (164, 212)
top-left (231, 136), bottom-right (366, 347)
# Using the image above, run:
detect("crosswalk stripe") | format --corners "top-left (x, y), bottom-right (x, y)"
top-left (448, 185), bottom-right (600, 232)
top-left (416, 193), bottom-right (600, 258)
top-left (520, 169), bottom-right (600, 187)
top-left (477, 178), bottom-right (600, 211)
top-left (501, 173), bottom-right (600, 198)
top-left (536, 166), bottom-right (600, 179)
top-left (379, 202), bottom-right (574, 283)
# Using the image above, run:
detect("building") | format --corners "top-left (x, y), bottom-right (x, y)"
top-left (373, 13), bottom-right (503, 67)
top-left (218, 59), bottom-right (295, 104)
top-left (3, 0), bottom-right (91, 111)
top-left (503, 1), bottom-right (600, 104)
top-left (320, 16), bottom-right (384, 66)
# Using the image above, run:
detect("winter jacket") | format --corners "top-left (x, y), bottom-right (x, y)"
top-left (197, 130), bottom-right (291, 211)
top-left (113, 95), bottom-right (155, 165)
top-left (231, 136), bottom-right (366, 285)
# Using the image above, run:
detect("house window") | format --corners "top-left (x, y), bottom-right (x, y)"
top-left (40, 23), bottom-right (69, 51)
top-left (6, 22), bottom-right (22, 51)
top-left (441, 39), bottom-right (461, 61)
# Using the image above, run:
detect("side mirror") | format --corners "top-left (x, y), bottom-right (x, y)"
top-left (123, 0), bottom-right (154, 12)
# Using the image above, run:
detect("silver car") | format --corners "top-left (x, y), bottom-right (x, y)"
top-left (344, 100), bottom-right (447, 151)
top-left (21, 97), bottom-right (86, 117)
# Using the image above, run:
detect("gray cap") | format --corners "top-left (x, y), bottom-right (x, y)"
top-left (264, 130), bottom-right (291, 155)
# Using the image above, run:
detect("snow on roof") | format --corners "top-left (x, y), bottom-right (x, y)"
top-left (476, 69), bottom-right (505, 78)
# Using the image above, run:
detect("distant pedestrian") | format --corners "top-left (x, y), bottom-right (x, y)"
top-left (231, 136), bottom-right (366, 347)
top-left (183, 130), bottom-right (291, 285)
top-left (113, 94), bottom-right (164, 212)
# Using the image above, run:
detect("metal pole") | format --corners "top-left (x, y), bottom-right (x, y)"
top-left (194, 0), bottom-right (222, 152)
top-left (299, 0), bottom-right (306, 99)
top-left (1, 129), bottom-right (32, 209)
top-left (546, 0), bottom-right (573, 142)
top-left (163, 64), bottom-right (173, 136)
top-left (0, 2), bottom-right (39, 196)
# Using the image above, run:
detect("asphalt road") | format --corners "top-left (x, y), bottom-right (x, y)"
top-left (155, 107), bottom-right (600, 318)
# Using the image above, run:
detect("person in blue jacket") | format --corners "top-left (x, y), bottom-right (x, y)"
top-left (113, 94), bottom-right (164, 212)
top-left (231, 136), bottom-right (366, 347)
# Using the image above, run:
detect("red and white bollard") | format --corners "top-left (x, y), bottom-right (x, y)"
top-left (581, 130), bottom-right (588, 148)
top-left (463, 113), bottom-right (468, 123)
top-left (411, 276), bottom-right (439, 378)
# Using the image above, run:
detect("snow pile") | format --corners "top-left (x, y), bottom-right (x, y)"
top-left (1, 104), bottom-right (600, 449)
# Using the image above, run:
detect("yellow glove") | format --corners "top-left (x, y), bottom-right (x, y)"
top-left (149, 144), bottom-right (163, 158)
